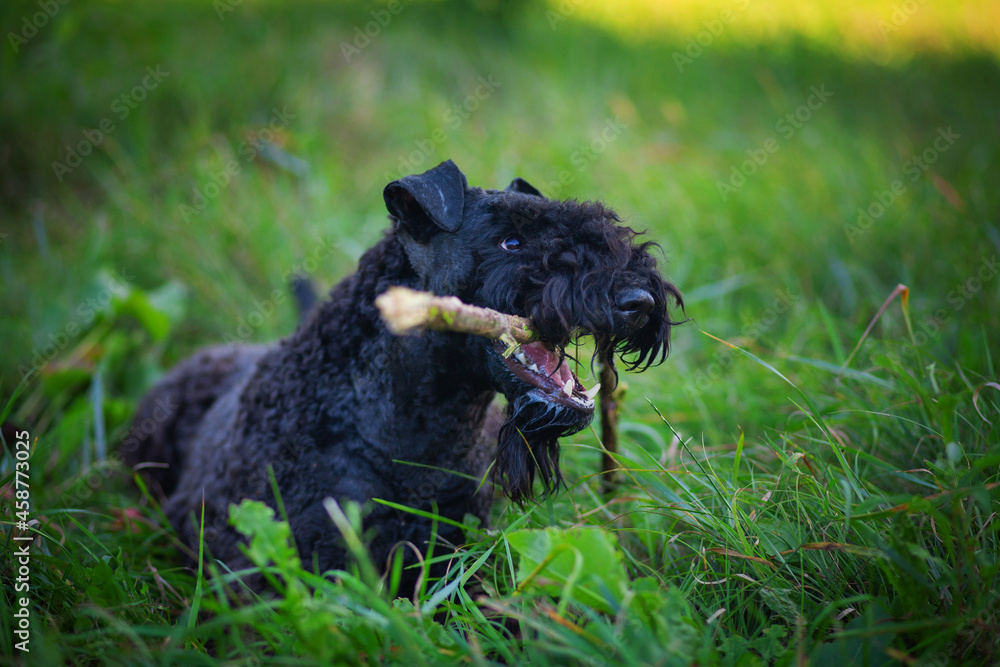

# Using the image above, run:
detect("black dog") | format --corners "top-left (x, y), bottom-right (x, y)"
top-left (123, 160), bottom-right (682, 589)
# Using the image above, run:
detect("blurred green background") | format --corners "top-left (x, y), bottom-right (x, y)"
top-left (2, 1), bottom-right (998, 438)
top-left (3, 1), bottom-right (1000, 664)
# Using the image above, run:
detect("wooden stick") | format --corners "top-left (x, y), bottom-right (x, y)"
top-left (375, 286), bottom-right (536, 349)
top-left (377, 286), bottom-right (623, 490)
top-left (598, 349), bottom-right (622, 493)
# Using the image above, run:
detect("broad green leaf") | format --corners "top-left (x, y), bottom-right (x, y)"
top-left (507, 526), bottom-right (628, 614)
top-left (229, 499), bottom-right (300, 569)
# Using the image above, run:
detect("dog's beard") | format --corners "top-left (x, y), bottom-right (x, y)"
top-left (489, 282), bottom-right (681, 503)
top-left (494, 389), bottom-right (593, 504)
top-left (517, 280), bottom-right (682, 376)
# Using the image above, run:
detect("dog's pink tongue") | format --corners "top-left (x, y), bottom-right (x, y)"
top-left (522, 342), bottom-right (574, 385)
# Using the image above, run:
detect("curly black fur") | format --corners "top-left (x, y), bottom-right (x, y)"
top-left (123, 160), bottom-right (682, 591)
top-left (477, 198), bottom-right (684, 375)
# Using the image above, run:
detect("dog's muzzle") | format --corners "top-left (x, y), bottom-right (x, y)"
top-left (495, 340), bottom-right (601, 409)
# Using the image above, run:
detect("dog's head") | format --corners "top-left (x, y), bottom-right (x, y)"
top-left (384, 160), bottom-right (683, 502)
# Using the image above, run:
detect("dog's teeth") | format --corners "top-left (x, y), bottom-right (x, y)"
top-left (529, 362), bottom-right (540, 373)
top-left (583, 383), bottom-right (601, 401)
top-left (562, 379), bottom-right (574, 397)
top-left (514, 349), bottom-right (528, 364)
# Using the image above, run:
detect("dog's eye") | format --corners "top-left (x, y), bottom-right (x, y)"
top-left (500, 235), bottom-right (523, 252)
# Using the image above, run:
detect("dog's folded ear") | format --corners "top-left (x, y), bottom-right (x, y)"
top-left (505, 177), bottom-right (543, 197)
top-left (384, 160), bottom-right (467, 237)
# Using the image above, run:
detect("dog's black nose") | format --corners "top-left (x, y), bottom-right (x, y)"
top-left (613, 288), bottom-right (655, 331)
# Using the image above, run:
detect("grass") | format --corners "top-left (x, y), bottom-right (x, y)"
top-left (1, 0), bottom-right (999, 664)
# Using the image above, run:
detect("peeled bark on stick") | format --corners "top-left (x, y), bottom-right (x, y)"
top-left (375, 286), bottom-right (536, 350)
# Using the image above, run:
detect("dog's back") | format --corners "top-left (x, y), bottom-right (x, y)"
top-left (124, 275), bottom-right (317, 497)
top-left (121, 343), bottom-right (268, 497)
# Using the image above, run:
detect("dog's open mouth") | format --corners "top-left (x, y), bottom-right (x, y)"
top-left (496, 340), bottom-right (600, 409)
